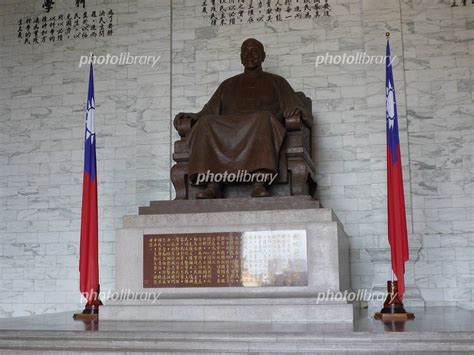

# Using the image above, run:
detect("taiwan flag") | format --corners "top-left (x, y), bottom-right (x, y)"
top-left (79, 63), bottom-right (99, 304)
top-left (386, 39), bottom-right (409, 300)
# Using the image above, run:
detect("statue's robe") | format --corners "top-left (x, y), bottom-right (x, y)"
top-left (186, 69), bottom-right (311, 183)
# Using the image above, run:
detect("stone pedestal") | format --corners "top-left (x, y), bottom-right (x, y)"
top-left (101, 196), bottom-right (353, 323)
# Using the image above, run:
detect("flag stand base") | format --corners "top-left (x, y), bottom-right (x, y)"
top-left (73, 286), bottom-right (103, 322)
top-left (374, 280), bottom-right (415, 322)
top-left (73, 304), bottom-right (100, 322)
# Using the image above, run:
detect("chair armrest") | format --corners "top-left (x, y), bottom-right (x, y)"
top-left (176, 116), bottom-right (194, 138)
top-left (285, 112), bottom-right (311, 131)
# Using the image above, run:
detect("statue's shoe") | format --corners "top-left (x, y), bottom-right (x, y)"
top-left (251, 183), bottom-right (271, 198)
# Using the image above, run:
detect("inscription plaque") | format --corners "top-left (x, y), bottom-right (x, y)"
top-left (144, 232), bottom-right (242, 288)
top-left (143, 230), bottom-right (307, 288)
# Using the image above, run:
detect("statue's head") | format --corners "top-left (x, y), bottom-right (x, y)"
top-left (240, 38), bottom-right (266, 70)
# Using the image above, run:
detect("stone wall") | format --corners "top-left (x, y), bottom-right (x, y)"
top-left (402, 0), bottom-right (473, 308)
top-left (0, 0), bottom-right (472, 317)
top-left (0, 0), bottom-right (171, 317)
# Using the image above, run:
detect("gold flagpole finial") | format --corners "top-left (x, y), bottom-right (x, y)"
top-left (386, 32), bottom-right (390, 38)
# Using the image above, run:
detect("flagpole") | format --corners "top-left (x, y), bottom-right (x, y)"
top-left (74, 61), bottom-right (101, 322)
top-left (387, 29), bottom-right (395, 299)
top-left (374, 31), bottom-right (414, 323)
top-left (387, 30), bottom-right (395, 291)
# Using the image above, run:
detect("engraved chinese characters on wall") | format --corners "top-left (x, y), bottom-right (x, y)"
top-left (42, 0), bottom-right (55, 13)
top-left (42, 0), bottom-right (87, 13)
top-left (17, 9), bottom-right (114, 45)
top-left (201, 0), bottom-right (332, 26)
top-left (143, 230), bottom-right (308, 288)
top-left (450, 0), bottom-right (474, 7)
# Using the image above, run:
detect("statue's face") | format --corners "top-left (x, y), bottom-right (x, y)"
top-left (240, 40), bottom-right (265, 70)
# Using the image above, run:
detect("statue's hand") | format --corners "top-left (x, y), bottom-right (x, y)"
top-left (173, 112), bottom-right (199, 131)
top-left (283, 106), bottom-right (303, 119)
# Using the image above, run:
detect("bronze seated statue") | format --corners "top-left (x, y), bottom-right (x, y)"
top-left (171, 38), bottom-right (317, 199)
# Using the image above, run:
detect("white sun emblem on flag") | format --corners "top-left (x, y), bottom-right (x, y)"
top-left (85, 97), bottom-right (95, 144)
top-left (386, 81), bottom-right (395, 130)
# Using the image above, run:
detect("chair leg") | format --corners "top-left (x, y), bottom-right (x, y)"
top-left (288, 157), bottom-right (308, 196)
top-left (171, 162), bottom-right (188, 200)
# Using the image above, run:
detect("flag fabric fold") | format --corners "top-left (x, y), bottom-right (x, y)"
top-left (79, 63), bottom-right (99, 303)
top-left (386, 39), bottom-right (409, 300)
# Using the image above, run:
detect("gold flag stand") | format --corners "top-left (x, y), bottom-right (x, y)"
top-left (73, 285), bottom-right (103, 322)
top-left (374, 280), bottom-right (415, 322)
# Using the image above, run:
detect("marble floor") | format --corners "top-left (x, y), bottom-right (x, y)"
top-left (0, 307), bottom-right (472, 354)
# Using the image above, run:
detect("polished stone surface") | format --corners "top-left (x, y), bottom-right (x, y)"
top-left (0, 307), bottom-right (471, 333)
top-left (115, 207), bottom-right (349, 296)
top-left (105, 205), bottom-right (351, 322)
top-left (0, 307), bottom-right (472, 354)
top-left (101, 297), bottom-right (354, 323)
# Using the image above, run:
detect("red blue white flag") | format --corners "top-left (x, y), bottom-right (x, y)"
top-left (386, 39), bottom-right (409, 300)
top-left (79, 63), bottom-right (99, 303)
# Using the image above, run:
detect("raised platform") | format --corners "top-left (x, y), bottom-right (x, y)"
top-left (0, 308), bottom-right (472, 353)
top-left (139, 195), bottom-right (320, 214)
top-left (102, 297), bottom-right (353, 323)
top-left (102, 196), bottom-right (353, 323)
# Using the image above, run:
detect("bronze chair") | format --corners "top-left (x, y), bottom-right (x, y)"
top-left (171, 92), bottom-right (317, 199)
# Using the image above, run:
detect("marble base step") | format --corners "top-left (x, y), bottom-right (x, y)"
top-left (100, 297), bottom-right (354, 323)
top-left (0, 308), bottom-right (473, 354)
top-left (0, 328), bottom-right (473, 353)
